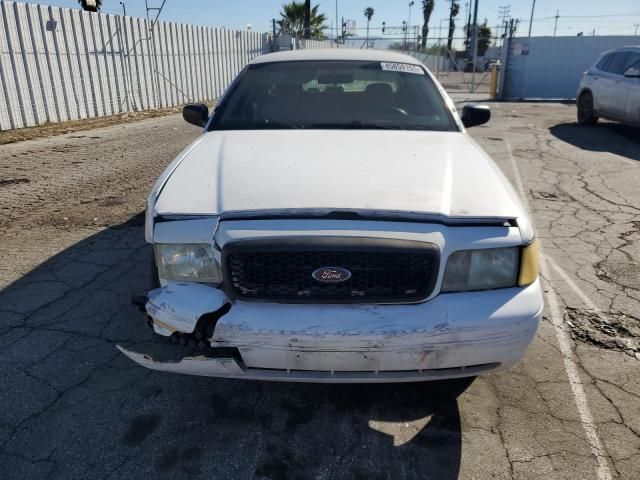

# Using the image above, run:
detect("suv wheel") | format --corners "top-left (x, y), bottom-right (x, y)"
top-left (577, 92), bottom-right (598, 125)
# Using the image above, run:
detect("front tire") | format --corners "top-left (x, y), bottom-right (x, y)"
top-left (577, 92), bottom-right (598, 125)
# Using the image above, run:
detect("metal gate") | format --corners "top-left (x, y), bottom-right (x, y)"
top-left (500, 35), bottom-right (640, 100)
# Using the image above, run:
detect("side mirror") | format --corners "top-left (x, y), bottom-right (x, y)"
top-left (182, 103), bottom-right (209, 127)
top-left (461, 104), bottom-right (491, 128)
top-left (623, 67), bottom-right (640, 78)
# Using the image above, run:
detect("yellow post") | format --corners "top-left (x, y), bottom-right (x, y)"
top-left (489, 64), bottom-right (499, 99)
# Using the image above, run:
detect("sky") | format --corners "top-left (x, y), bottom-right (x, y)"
top-left (11, 0), bottom-right (640, 42)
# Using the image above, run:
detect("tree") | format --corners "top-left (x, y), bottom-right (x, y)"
top-left (364, 7), bottom-right (374, 46)
top-left (446, 1), bottom-right (460, 52)
top-left (421, 0), bottom-right (435, 49)
top-left (278, 2), bottom-right (328, 39)
top-left (478, 20), bottom-right (492, 56)
top-left (78, 0), bottom-right (101, 12)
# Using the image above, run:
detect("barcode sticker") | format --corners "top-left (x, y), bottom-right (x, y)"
top-left (380, 62), bottom-right (424, 74)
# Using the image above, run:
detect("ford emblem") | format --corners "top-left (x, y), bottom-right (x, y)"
top-left (312, 267), bottom-right (352, 283)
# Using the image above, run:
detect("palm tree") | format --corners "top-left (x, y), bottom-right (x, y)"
top-left (421, 0), bottom-right (435, 49)
top-left (364, 7), bottom-right (374, 47)
top-left (478, 20), bottom-right (492, 56)
top-left (446, 1), bottom-right (460, 52)
top-left (278, 1), bottom-right (328, 39)
top-left (78, 0), bottom-right (101, 12)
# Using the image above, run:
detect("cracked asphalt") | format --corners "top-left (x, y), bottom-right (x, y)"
top-left (1, 100), bottom-right (639, 479)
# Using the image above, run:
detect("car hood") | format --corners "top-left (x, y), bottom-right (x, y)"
top-left (154, 130), bottom-right (527, 223)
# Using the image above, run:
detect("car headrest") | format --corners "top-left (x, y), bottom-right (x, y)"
top-left (274, 84), bottom-right (303, 97)
top-left (365, 83), bottom-right (393, 103)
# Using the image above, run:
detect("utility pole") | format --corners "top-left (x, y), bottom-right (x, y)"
top-left (553, 10), bottom-right (559, 37)
top-left (507, 18), bottom-right (519, 38)
top-left (528, 0), bottom-right (535, 37)
top-left (498, 5), bottom-right (510, 48)
top-left (465, 1), bottom-right (472, 55)
top-left (471, 0), bottom-right (479, 91)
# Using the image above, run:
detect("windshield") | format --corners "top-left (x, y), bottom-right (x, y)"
top-left (210, 60), bottom-right (458, 131)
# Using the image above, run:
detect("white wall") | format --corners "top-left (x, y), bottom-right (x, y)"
top-left (0, 1), bottom-right (268, 130)
top-left (501, 35), bottom-right (640, 100)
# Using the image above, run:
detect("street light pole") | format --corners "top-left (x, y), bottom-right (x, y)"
top-left (119, 1), bottom-right (126, 16)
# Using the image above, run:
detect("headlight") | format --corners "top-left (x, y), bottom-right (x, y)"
top-left (442, 246), bottom-right (519, 292)
top-left (155, 243), bottom-right (222, 283)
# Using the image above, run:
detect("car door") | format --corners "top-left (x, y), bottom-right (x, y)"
top-left (620, 52), bottom-right (640, 124)
top-left (588, 53), bottom-right (614, 112)
top-left (599, 52), bottom-right (630, 118)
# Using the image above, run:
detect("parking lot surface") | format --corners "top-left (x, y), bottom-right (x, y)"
top-left (1, 101), bottom-right (639, 479)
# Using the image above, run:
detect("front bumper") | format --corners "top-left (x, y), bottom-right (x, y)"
top-left (119, 279), bottom-right (543, 383)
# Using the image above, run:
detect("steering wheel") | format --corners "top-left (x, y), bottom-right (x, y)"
top-left (390, 107), bottom-right (409, 116)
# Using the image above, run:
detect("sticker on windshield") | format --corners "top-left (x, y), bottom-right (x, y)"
top-left (380, 62), bottom-right (424, 74)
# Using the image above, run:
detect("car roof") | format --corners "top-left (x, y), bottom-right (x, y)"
top-left (250, 48), bottom-right (423, 66)
top-left (600, 46), bottom-right (640, 56)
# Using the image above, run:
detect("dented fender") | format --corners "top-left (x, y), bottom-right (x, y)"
top-left (145, 282), bottom-right (228, 336)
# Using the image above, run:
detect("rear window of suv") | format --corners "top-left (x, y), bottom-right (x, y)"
top-left (596, 54), bottom-right (613, 71)
top-left (602, 52), bottom-right (631, 75)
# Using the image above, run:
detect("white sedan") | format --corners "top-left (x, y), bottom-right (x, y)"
top-left (119, 49), bottom-right (543, 383)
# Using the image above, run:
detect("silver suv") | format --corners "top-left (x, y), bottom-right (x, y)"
top-left (577, 46), bottom-right (640, 126)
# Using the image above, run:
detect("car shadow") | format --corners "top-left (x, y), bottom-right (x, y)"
top-left (0, 212), bottom-right (473, 480)
top-left (549, 121), bottom-right (640, 162)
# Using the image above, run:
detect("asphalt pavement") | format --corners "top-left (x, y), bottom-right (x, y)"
top-left (0, 100), bottom-right (639, 479)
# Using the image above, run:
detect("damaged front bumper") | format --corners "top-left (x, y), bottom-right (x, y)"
top-left (119, 280), bottom-right (543, 383)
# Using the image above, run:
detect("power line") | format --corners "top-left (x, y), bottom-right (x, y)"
top-left (519, 12), bottom-right (640, 24)
top-left (552, 12), bottom-right (640, 18)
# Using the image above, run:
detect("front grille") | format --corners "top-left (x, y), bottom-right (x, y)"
top-left (223, 237), bottom-right (439, 303)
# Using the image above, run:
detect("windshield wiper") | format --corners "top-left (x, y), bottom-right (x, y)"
top-left (308, 121), bottom-right (453, 130)
top-left (306, 121), bottom-right (407, 130)
top-left (216, 121), bottom-right (450, 131)
top-left (216, 121), bottom-right (306, 130)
